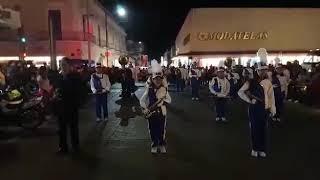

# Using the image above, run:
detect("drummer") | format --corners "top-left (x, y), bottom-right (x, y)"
top-left (209, 67), bottom-right (230, 122)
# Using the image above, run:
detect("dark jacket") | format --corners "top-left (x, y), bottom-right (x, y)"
top-left (57, 72), bottom-right (82, 112)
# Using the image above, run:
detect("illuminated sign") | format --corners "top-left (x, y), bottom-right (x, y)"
top-left (197, 32), bottom-right (269, 41)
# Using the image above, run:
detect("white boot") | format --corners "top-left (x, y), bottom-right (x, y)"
top-left (215, 117), bottom-right (220, 122)
top-left (151, 147), bottom-right (158, 154)
top-left (251, 150), bottom-right (258, 157)
top-left (221, 117), bottom-right (227, 122)
top-left (259, 151), bottom-right (267, 158)
top-left (159, 146), bottom-right (167, 154)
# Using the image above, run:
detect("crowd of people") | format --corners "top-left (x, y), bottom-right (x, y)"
top-left (159, 60), bottom-right (320, 107)
top-left (1, 57), bottom-right (319, 158)
top-left (138, 58), bottom-right (320, 157)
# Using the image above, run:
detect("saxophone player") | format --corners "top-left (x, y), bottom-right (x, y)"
top-left (140, 60), bottom-right (171, 154)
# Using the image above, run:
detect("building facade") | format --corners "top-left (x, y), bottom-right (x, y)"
top-left (174, 8), bottom-right (320, 67)
top-left (0, 0), bottom-right (126, 67)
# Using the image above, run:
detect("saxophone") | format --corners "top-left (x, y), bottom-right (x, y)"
top-left (144, 87), bottom-right (167, 119)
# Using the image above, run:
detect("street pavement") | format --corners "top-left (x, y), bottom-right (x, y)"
top-left (0, 83), bottom-right (319, 180)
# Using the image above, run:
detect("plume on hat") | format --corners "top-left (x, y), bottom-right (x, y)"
top-left (150, 59), bottom-right (163, 78)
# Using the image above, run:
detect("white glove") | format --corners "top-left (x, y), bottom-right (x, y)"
top-left (143, 108), bottom-right (149, 115)
top-left (251, 99), bottom-right (257, 104)
top-left (217, 94), bottom-right (225, 98)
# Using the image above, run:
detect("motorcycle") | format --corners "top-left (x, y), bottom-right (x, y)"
top-left (0, 88), bottom-right (46, 130)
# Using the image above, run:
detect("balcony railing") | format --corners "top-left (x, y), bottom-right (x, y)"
top-left (0, 30), bottom-right (98, 44)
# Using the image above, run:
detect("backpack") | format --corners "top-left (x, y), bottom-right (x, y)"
top-left (92, 74), bottom-right (103, 92)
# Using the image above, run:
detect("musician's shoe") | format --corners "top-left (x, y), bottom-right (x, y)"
top-left (195, 98), bottom-right (199, 101)
top-left (258, 151), bottom-right (267, 158)
top-left (96, 118), bottom-right (101, 122)
top-left (151, 147), bottom-right (158, 154)
top-left (159, 146), bottom-right (167, 154)
top-left (272, 117), bottom-right (277, 121)
top-left (192, 98), bottom-right (195, 101)
top-left (276, 118), bottom-right (281, 122)
top-left (251, 150), bottom-right (258, 158)
top-left (103, 118), bottom-right (108, 122)
top-left (215, 117), bottom-right (220, 122)
top-left (221, 117), bottom-right (227, 122)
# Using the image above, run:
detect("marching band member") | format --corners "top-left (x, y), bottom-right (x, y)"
top-left (90, 63), bottom-right (111, 122)
top-left (227, 63), bottom-right (240, 99)
top-left (238, 65), bottom-right (276, 158)
top-left (274, 64), bottom-right (287, 121)
top-left (209, 67), bottom-right (230, 122)
top-left (140, 60), bottom-right (171, 154)
top-left (189, 63), bottom-right (201, 100)
top-left (270, 68), bottom-right (282, 122)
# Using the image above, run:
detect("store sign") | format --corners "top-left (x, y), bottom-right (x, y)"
top-left (197, 32), bottom-right (269, 41)
top-left (0, 9), bottom-right (11, 19)
top-left (0, 6), bottom-right (21, 29)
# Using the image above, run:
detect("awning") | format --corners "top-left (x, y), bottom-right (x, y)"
top-left (0, 5), bottom-right (21, 29)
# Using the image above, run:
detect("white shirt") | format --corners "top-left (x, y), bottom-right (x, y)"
top-left (140, 85), bottom-right (171, 116)
top-left (277, 75), bottom-right (288, 92)
top-left (179, 68), bottom-right (189, 80)
top-left (90, 73), bottom-right (111, 94)
top-left (189, 69), bottom-right (201, 78)
top-left (283, 68), bottom-right (291, 83)
top-left (238, 79), bottom-right (276, 116)
top-left (209, 77), bottom-right (230, 97)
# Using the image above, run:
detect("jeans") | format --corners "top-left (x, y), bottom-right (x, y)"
top-left (148, 113), bottom-right (166, 147)
top-left (215, 98), bottom-right (226, 118)
top-left (191, 77), bottom-right (200, 98)
top-left (249, 103), bottom-right (268, 152)
top-left (58, 108), bottom-right (79, 151)
top-left (176, 79), bottom-right (184, 92)
top-left (95, 93), bottom-right (108, 119)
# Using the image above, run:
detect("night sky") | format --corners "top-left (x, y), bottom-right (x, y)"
top-left (101, 0), bottom-right (319, 59)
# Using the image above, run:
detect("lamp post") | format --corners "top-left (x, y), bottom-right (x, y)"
top-left (106, 5), bottom-right (127, 67)
top-left (86, 0), bottom-right (91, 62)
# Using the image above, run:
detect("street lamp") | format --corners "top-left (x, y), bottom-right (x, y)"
top-left (116, 5), bottom-right (126, 17)
top-left (106, 5), bottom-right (127, 67)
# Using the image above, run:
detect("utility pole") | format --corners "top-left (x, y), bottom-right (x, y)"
top-left (106, 12), bottom-right (109, 67)
top-left (48, 13), bottom-right (57, 70)
top-left (86, 0), bottom-right (91, 61)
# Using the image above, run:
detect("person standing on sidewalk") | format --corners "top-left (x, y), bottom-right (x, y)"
top-left (209, 68), bottom-right (230, 122)
top-left (56, 57), bottom-right (82, 154)
top-left (140, 60), bottom-right (171, 154)
top-left (90, 63), bottom-right (111, 122)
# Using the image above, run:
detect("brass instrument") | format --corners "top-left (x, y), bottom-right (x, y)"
top-left (118, 55), bottom-right (129, 66)
top-left (143, 87), bottom-right (167, 119)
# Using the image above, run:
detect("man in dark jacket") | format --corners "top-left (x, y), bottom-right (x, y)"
top-left (56, 57), bottom-right (82, 154)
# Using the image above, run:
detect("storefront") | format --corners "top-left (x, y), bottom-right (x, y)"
top-left (174, 8), bottom-right (320, 67)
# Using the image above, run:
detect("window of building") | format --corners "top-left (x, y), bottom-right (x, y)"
top-left (48, 10), bottom-right (62, 40)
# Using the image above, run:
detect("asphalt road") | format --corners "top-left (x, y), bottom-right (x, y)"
top-left (0, 84), bottom-right (319, 180)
